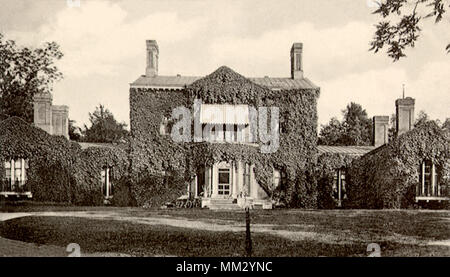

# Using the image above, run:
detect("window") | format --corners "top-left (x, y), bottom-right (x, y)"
top-left (101, 166), bottom-right (114, 199)
top-left (218, 168), bottom-right (230, 195)
top-left (272, 168), bottom-right (286, 190)
top-left (333, 169), bottom-right (346, 205)
top-left (3, 159), bottom-right (28, 192)
top-left (419, 161), bottom-right (440, 197)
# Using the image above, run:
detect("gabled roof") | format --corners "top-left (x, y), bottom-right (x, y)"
top-left (317, 145), bottom-right (376, 157)
top-left (130, 68), bottom-right (319, 90)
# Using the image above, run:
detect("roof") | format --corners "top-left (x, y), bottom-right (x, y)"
top-left (130, 75), bottom-right (319, 90)
top-left (77, 142), bottom-right (127, 150)
top-left (317, 145), bottom-right (376, 157)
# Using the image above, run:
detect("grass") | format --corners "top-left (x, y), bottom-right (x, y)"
top-left (0, 216), bottom-right (367, 257)
top-left (0, 206), bottom-right (449, 256)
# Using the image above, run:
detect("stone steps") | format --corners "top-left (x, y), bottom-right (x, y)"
top-left (205, 198), bottom-right (241, 210)
top-left (208, 204), bottom-right (242, 210)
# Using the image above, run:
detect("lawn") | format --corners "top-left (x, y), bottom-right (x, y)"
top-left (0, 206), bottom-right (449, 257)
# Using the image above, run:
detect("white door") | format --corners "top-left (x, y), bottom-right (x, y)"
top-left (217, 168), bottom-right (231, 197)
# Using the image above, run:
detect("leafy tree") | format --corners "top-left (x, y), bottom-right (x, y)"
top-left (442, 118), bottom-right (450, 130)
top-left (319, 102), bottom-right (373, 146)
top-left (388, 113), bottom-right (397, 141)
top-left (414, 110), bottom-right (430, 127)
top-left (370, 0), bottom-right (450, 61)
top-left (69, 119), bottom-right (82, 141)
top-left (0, 33), bottom-right (63, 122)
top-left (318, 117), bottom-right (346, 145)
top-left (83, 104), bottom-right (128, 143)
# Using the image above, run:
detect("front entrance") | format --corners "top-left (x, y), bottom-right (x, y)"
top-left (217, 168), bottom-right (231, 196)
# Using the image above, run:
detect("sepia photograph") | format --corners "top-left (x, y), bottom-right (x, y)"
top-left (0, 0), bottom-right (449, 266)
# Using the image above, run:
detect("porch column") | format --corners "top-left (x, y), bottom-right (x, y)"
top-left (194, 175), bottom-right (198, 197)
top-left (337, 170), bottom-right (342, 202)
top-left (421, 162), bottom-right (425, 196)
top-left (232, 161), bottom-right (238, 198)
top-left (211, 163), bottom-right (218, 198)
top-left (237, 161), bottom-right (243, 197)
top-left (10, 159), bottom-right (15, 190)
top-left (431, 163), bottom-right (436, 196)
top-left (250, 164), bottom-right (258, 199)
top-left (105, 167), bottom-right (110, 198)
top-left (21, 159), bottom-right (25, 187)
top-left (208, 166), bottom-right (213, 197)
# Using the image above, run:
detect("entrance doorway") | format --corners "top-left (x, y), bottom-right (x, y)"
top-left (217, 168), bottom-right (231, 196)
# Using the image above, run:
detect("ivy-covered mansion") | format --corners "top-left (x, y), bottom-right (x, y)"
top-left (1, 39), bottom-right (448, 209)
top-left (129, 40), bottom-right (320, 209)
top-left (129, 40), bottom-right (449, 209)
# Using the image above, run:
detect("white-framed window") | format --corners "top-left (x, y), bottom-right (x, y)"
top-left (3, 159), bottom-right (29, 191)
top-left (101, 166), bottom-right (114, 199)
top-left (419, 161), bottom-right (441, 197)
top-left (272, 168), bottom-right (287, 190)
top-left (159, 116), bottom-right (172, 136)
top-left (332, 169), bottom-right (346, 204)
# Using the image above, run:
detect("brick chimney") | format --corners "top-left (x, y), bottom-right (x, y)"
top-left (395, 97), bottom-right (415, 136)
top-left (373, 116), bottom-right (389, 147)
top-left (33, 92), bottom-right (53, 134)
top-left (290, 43), bottom-right (303, 79)
top-left (52, 105), bottom-right (69, 139)
top-left (146, 40), bottom-right (159, 77)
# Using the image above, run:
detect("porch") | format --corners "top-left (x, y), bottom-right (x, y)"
top-left (1, 159), bottom-right (32, 199)
top-left (0, 180), bottom-right (32, 199)
top-left (415, 161), bottom-right (450, 203)
top-left (189, 161), bottom-right (274, 210)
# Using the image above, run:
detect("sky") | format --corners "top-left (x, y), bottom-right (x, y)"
top-left (1, 0), bottom-right (449, 129)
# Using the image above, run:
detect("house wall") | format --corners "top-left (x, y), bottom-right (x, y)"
top-left (129, 87), bottom-right (189, 206)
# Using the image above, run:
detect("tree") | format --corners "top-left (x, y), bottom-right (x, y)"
top-left (319, 102), bottom-right (373, 146)
top-left (0, 33), bottom-right (63, 122)
top-left (442, 118), bottom-right (450, 130)
top-left (370, 0), bottom-right (450, 61)
top-left (414, 110), bottom-right (430, 127)
top-left (318, 117), bottom-right (347, 146)
top-left (83, 104), bottom-right (128, 143)
top-left (388, 113), bottom-right (397, 141)
top-left (69, 119), bottom-right (82, 141)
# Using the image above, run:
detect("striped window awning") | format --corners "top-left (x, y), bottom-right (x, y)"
top-left (200, 104), bottom-right (249, 125)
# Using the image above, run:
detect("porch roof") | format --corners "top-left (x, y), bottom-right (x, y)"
top-left (317, 145), bottom-right (376, 157)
